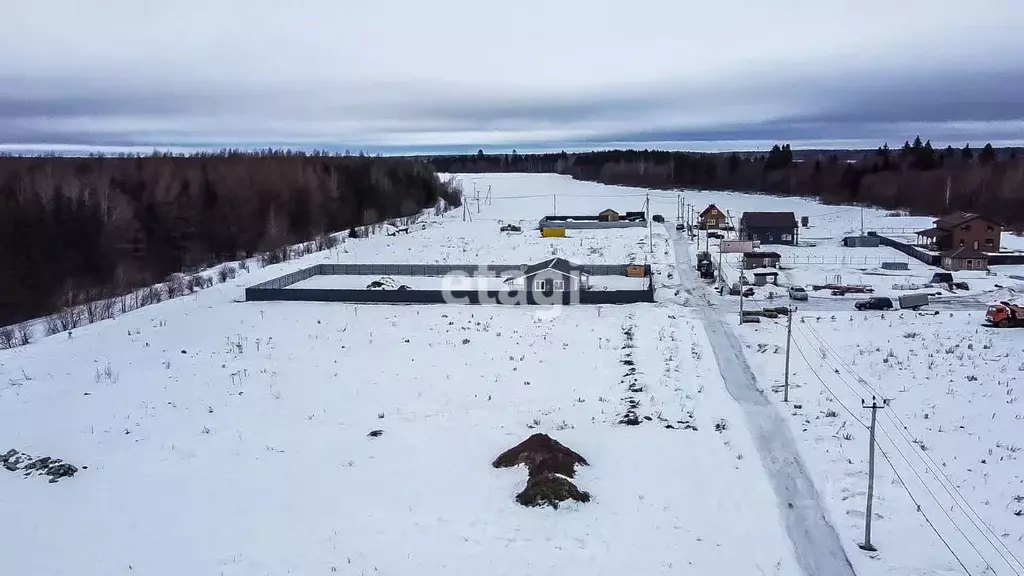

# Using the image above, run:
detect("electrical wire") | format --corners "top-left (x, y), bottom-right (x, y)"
top-left (800, 323), bottom-right (1024, 574)
top-left (788, 328), bottom-right (978, 575)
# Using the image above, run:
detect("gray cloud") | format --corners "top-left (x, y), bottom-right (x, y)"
top-left (2, 0), bottom-right (1022, 151)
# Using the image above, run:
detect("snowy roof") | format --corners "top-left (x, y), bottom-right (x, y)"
top-left (934, 212), bottom-right (1001, 230)
top-left (521, 257), bottom-right (582, 277)
top-left (915, 227), bottom-right (949, 238)
top-left (750, 268), bottom-right (779, 276)
top-left (740, 211), bottom-right (797, 228)
top-left (940, 247), bottom-right (989, 259)
top-left (699, 204), bottom-right (722, 217)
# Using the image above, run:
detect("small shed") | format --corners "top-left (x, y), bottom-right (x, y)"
top-left (881, 261), bottom-right (909, 271)
top-left (751, 270), bottom-right (779, 286)
top-left (598, 209), bottom-right (620, 222)
top-left (842, 235), bottom-right (880, 248)
top-left (743, 251), bottom-right (782, 269)
top-left (940, 247), bottom-right (989, 271)
top-left (626, 264), bottom-right (648, 278)
top-left (623, 211), bottom-right (647, 222)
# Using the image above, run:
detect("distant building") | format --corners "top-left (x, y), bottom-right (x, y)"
top-left (699, 204), bottom-right (726, 229)
top-left (743, 251), bottom-right (782, 269)
top-left (751, 270), bottom-right (779, 286)
top-left (842, 235), bottom-right (880, 248)
top-left (940, 247), bottom-right (989, 271)
top-left (598, 209), bottom-right (620, 222)
top-left (739, 212), bottom-right (799, 245)
top-left (915, 212), bottom-right (1001, 252)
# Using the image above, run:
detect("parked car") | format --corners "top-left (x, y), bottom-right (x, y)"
top-left (652, 214), bottom-right (665, 223)
top-left (707, 231), bottom-right (724, 239)
top-left (854, 296), bottom-right (894, 311)
top-left (675, 223), bottom-right (686, 231)
top-left (788, 286), bottom-right (808, 301)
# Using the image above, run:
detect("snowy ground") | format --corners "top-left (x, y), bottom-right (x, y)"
top-left (685, 213), bottom-right (1024, 310)
top-left (735, 310), bottom-right (1024, 576)
top-left (0, 296), bottom-right (803, 575)
top-left (4, 172), bottom-right (1019, 576)
top-left (287, 274), bottom-right (650, 291)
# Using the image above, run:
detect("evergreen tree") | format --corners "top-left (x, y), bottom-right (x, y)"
top-left (980, 143), bottom-right (997, 165)
top-left (961, 143), bottom-right (973, 160)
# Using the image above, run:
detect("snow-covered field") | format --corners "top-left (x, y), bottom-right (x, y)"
top-left (287, 273), bottom-right (650, 291)
top-left (3, 172), bottom-right (1021, 576)
top-left (737, 311), bottom-right (1024, 575)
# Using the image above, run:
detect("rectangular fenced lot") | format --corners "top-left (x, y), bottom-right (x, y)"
top-left (245, 263), bottom-right (654, 305)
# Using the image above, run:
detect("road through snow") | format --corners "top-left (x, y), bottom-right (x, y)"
top-left (669, 226), bottom-right (858, 576)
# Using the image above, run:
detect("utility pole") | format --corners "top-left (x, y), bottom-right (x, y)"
top-left (646, 192), bottom-right (653, 253)
top-left (738, 273), bottom-right (745, 325)
top-left (552, 194), bottom-right (557, 215)
top-left (783, 308), bottom-right (794, 402)
top-left (859, 396), bottom-right (887, 552)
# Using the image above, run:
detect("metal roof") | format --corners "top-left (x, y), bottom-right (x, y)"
top-left (740, 211), bottom-right (798, 228)
top-left (521, 257), bottom-right (581, 277)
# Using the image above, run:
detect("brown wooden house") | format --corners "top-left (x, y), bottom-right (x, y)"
top-left (699, 204), bottom-right (726, 229)
top-left (940, 247), bottom-right (989, 271)
top-left (598, 209), bottom-right (620, 222)
top-left (916, 213), bottom-right (1001, 253)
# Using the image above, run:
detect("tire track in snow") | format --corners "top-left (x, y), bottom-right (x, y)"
top-left (668, 226), bottom-right (858, 576)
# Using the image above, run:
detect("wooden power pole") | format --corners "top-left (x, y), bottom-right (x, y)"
top-left (859, 396), bottom-right (888, 552)
top-left (783, 309), bottom-right (794, 402)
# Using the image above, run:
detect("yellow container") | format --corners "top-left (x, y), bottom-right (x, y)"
top-left (541, 228), bottom-right (566, 238)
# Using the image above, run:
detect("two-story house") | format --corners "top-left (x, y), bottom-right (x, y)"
top-left (739, 212), bottom-right (799, 245)
top-left (915, 212), bottom-right (1001, 252)
top-left (698, 204), bottom-right (726, 229)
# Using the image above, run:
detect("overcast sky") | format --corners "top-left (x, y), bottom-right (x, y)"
top-left (2, 0), bottom-right (1023, 153)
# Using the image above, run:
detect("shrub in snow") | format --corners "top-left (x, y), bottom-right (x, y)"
top-left (165, 274), bottom-right (185, 298)
top-left (0, 325), bottom-right (15, 349)
top-left (45, 306), bottom-right (83, 335)
top-left (138, 286), bottom-right (163, 307)
top-left (313, 233), bottom-right (338, 251)
top-left (14, 323), bottom-right (31, 346)
top-left (217, 265), bottom-right (237, 283)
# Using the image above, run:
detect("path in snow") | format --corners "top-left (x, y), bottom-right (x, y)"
top-left (668, 226), bottom-right (858, 576)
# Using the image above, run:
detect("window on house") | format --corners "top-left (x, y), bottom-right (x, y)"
top-left (962, 224), bottom-right (971, 232)
top-left (782, 234), bottom-right (792, 241)
top-left (985, 238), bottom-right (994, 246)
top-left (554, 280), bottom-right (564, 291)
top-left (966, 260), bottom-right (973, 269)
top-left (986, 225), bottom-right (995, 232)
top-left (534, 280), bottom-right (545, 290)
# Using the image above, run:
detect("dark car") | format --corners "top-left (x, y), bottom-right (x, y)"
top-left (652, 214), bottom-right (665, 223)
top-left (707, 231), bottom-right (724, 239)
top-left (675, 223), bottom-right (686, 231)
top-left (855, 296), bottom-right (894, 311)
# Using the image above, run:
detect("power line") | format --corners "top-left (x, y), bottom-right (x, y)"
top-left (787, 330), bottom-right (977, 574)
top-left (801, 323), bottom-right (1024, 575)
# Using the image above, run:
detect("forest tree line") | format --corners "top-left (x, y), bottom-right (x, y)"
top-left (426, 139), bottom-right (1024, 226)
top-left (0, 151), bottom-right (461, 327)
